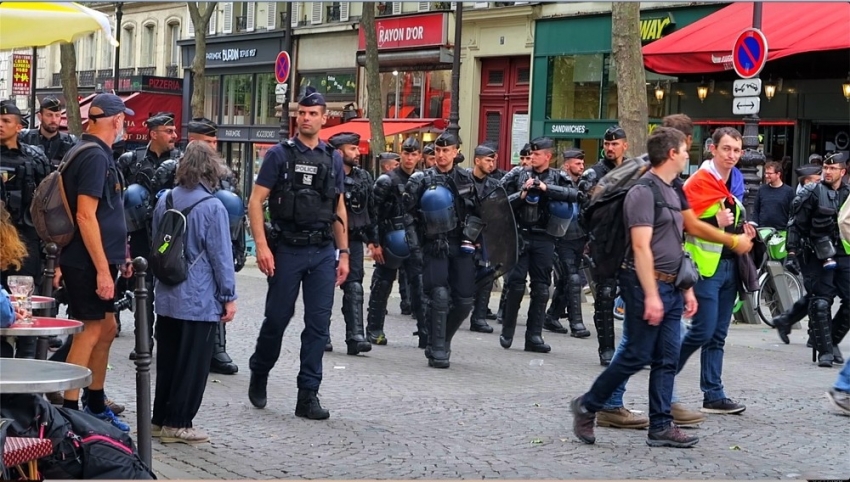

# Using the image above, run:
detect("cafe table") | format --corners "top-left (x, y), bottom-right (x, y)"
top-left (0, 317), bottom-right (84, 359)
top-left (0, 358), bottom-right (91, 394)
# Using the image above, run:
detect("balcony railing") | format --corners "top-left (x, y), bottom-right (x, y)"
top-left (138, 67), bottom-right (155, 76)
top-left (51, 73), bottom-right (61, 87)
top-left (166, 65), bottom-right (179, 78)
top-left (119, 68), bottom-right (135, 77)
top-left (433, 2), bottom-right (453, 9)
top-left (96, 70), bottom-right (112, 84)
top-left (78, 70), bottom-right (96, 86)
top-left (326, 4), bottom-right (341, 22)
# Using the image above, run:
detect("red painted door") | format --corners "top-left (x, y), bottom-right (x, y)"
top-left (479, 56), bottom-right (530, 171)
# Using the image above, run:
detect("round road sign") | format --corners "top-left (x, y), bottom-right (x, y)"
top-left (732, 28), bottom-right (768, 79)
top-left (275, 51), bottom-right (291, 84)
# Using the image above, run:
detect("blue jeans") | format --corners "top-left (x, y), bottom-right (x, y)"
top-left (602, 328), bottom-right (628, 410)
top-left (249, 243), bottom-right (336, 390)
top-left (582, 269), bottom-right (683, 432)
top-left (677, 258), bottom-right (738, 403)
top-left (835, 359), bottom-right (850, 393)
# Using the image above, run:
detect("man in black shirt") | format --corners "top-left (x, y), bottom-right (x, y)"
top-left (19, 96), bottom-right (78, 168)
top-left (753, 161), bottom-right (795, 230)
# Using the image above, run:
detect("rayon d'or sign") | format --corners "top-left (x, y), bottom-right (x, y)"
top-left (732, 28), bottom-right (768, 79)
top-left (357, 12), bottom-right (447, 50)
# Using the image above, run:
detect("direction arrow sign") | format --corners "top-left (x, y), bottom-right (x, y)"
top-left (732, 28), bottom-right (768, 79)
top-left (733, 96), bottom-right (761, 115)
top-left (275, 51), bottom-right (291, 84)
top-left (732, 78), bottom-right (762, 97)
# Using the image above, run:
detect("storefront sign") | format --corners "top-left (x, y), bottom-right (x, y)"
top-left (207, 48), bottom-right (258, 63)
top-left (357, 13), bottom-right (448, 51)
top-left (251, 127), bottom-right (280, 141)
top-left (181, 36), bottom-right (285, 68)
top-left (548, 123), bottom-right (589, 135)
top-left (11, 54), bottom-right (32, 96)
top-left (217, 126), bottom-right (250, 141)
top-left (640, 14), bottom-right (676, 43)
top-left (544, 120), bottom-right (664, 139)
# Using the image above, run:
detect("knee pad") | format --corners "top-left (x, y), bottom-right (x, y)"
top-left (431, 286), bottom-right (450, 311)
top-left (343, 282), bottom-right (364, 302)
top-left (568, 273), bottom-right (582, 287)
top-left (597, 283), bottom-right (616, 301)
top-left (530, 282), bottom-right (549, 303)
top-left (811, 297), bottom-right (832, 316)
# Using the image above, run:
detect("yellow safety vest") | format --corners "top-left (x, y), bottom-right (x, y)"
top-left (684, 201), bottom-right (742, 278)
top-left (839, 194), bottom-right (850, 254)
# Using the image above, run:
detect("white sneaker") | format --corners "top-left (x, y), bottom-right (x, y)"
top-left (160, 426), bottom-right (210, 444)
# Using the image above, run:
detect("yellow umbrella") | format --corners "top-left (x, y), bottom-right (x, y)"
top-left (0, 1), bottom-right (118, 50)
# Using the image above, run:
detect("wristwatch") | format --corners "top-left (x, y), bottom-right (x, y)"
top-left (338, 248), bottom-right (351, 255)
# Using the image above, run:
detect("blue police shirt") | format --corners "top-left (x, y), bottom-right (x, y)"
top-left (256, 136), bottom-right (345, 196)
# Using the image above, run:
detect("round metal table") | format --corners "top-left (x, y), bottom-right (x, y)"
top-left (0, 359), bottom-right (92, 394)
top-left (30, 295), bottom-right (56, 310)
top-left (0, 317), bottom-right (84, 359)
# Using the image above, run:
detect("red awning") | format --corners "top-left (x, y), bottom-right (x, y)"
top-left (643, 2), bottom-right (850, 75)
top-left (320, 119), bottom-right (434, 155)
top-left (60, 92), bottom-right (183, 143)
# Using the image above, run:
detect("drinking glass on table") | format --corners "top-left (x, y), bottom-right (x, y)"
top-left (7, 275), bottom-right (34, 324)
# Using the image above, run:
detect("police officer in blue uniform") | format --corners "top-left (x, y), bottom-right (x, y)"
top-left (19, 96), bottom-right (78, 168)
top-left (404, 131), bottom-right (482, 368)
top-left (327, 131), bottom-right (376, 356)
top-left (0, 100), bottom-right (51, 358)
top-left (247, 87), bottom-right (349, 419)
top-left (498, 137), bottom-right (583, 353)
top-left (117, 112), bottom-right (181, 360)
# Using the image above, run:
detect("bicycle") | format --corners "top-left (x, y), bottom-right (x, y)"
top-left (752, 227), bottom-right (804, 326)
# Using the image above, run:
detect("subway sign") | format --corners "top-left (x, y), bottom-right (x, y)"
top-left (640, 13), bottom-right (676, 43)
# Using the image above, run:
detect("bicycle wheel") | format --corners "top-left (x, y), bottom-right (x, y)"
top-left (756, 272), bottom-right (804, 326)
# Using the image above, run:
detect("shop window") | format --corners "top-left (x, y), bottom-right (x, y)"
top-left (223, 74), bottom-right (252, 124)
top-left (298, 71), bottom-right (356, 99)
top-left (378, 70), bottom-right (451, 119)
top-left (255, 73), bottom-right (278, 126)
top-left (204, 75), bottom-right (221, 121)
top-left (546, 54), bottom-right (603, 120)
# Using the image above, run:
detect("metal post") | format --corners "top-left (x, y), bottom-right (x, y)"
top-left (29, 46), bottom-right (38, 128)
top-left (113, 3), bottom-right (124, 92)
top-left (445, 2), bottom-right (462, 139)
top-left (40, 243), bottom-right (58, 299)
top-left (279, 1), bottom-right (294, 140)
top-left (132, 256), bottom-right (152, 468)
top-left (393, 71), bottom-right (399, 119)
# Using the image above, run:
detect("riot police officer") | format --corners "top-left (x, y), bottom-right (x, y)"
top-left (422, 143), bottom-right (436, 169)
top-left (780, 153), bottom-right (850, 367)
top-left (247, 87), bottom-right (349, 419)
top-left (404, 131), bottom-right (482, 368)
top-left (546, 148), bottom-right (591, 338)
top-left (499, 137), bottom-right (583, 353)
top-left (117, 112), bottom-right (181, 360)
top-left (0, 100), bottom-right (51, 358)
top-left (397, 138), bottom-right (424, 317)
top-left (327, 131), bottom-right (376, 356)
top-left (581, 125), bottom-right (629, 365)
top-left (468, 143), bottom-right (502, 333)
top-left (368, 141), bottom-right (427, 347)
top-left (19, 96), bottom-right (77, 168)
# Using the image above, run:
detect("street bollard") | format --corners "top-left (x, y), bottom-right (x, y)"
top-left (132, 257), bottom-right (152, 468)
top-left (33, 243), bottom-right (60, 359)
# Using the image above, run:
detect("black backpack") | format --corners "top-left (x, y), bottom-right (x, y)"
top-left (149, 191), bottom-right (213, 286)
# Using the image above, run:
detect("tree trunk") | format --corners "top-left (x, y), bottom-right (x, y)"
top-left (361, 3), bottom-right (387, 160)
top-left (188, 2), bottom-right (217, 118)
top-left (611, 2), bottom-right (648, 158)
top-left (60, 43), bottom-right (82, 137)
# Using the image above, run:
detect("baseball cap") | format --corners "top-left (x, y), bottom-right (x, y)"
top-left (88, 93), bottom-right (134, 119)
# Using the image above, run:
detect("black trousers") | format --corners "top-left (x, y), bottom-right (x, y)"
top-left (506, 233), bottom-right (556, 288)
top-left (152, 316), bottom-right (216, 429)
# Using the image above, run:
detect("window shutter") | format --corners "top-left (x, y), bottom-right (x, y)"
top-left (222, 2), bottom-right (233, 33)
top-left (339, 2), bottom-right (349, 21)
top-left (392, 1), bottom-right (402, 14)
top-left (418, 2), bottom-right (430, 11)
top-left (246, 2), bottom-right (256, 31)
top-left (266, 2), bottom-right (276, 29)
top-left (291, 2), bottom-right (301, 27)
top-left (311, 2), bottom-right (323, 24)
top-left (186, 7), bottom-right (195, 37)
top-left (208, 5), bottom-right (217, 35)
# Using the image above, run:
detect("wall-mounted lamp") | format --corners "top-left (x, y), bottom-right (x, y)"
top-left (697, 83), bottom-right (709, 103)
top-left (764, 77), bottom-right (782, 101)
top-left (843, 73), bottom-right (850, 102)
top-left (654, 82), bottom-right (665, 102)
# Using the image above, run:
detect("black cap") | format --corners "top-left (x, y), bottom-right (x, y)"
top-left (328, 132), bottom-right (361, 149)
top-left (423, 143), bottom-right (435, 155)
top-left (434, 131), bottom-right (460, 147)
top-left (604, 125), bottom-right (627, 141)
top-left (378, 152), bottom-right (400, 163)
top-left (89, 93), bottom-right (134, 119)
top-left (187, 117), bottom-right (217, 136)
top-left (530, 136), bottom-right (554, 151)
top-left (40, 96), bottom-right (62, 112)
top-left (0, 100), bottom-right (21, 117)
top-left (795, 163), bottom-right (822, 177)
top-left (474, 143), bottom-right (497, 158)
top-left (823, 152), bottom-right (847, 166)
top-left (402, 137), bottom-right (421, 152)
top-left (520, 143), bottom-right (531, 157)
top-left (299, 86), bottom-right (326, 107)
top-left (562, 148), bottom-right (585, 160)
top-left (145, 112), bottom-right (175, 129)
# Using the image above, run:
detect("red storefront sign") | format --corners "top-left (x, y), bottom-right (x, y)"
top-left (357, 13), bottom-right (448, 50)
top-left (12, 54), bottom-right (32, 96)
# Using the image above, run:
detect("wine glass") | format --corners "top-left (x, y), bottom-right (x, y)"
top-left (7, 275), bottom-right (34, 324)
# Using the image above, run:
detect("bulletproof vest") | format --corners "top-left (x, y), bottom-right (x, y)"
top-left (123, 147), bottom-right (180, 192)
top-left (810, 182), bottom-right (847, 242)
top-left (19, 129), bottom-right (76, 167)
top-left (514, 169), bottom-right (552, 229)
top-left (0, 144), bottom-right (48, 227)
top-left (385, 168), bottom-right (410, 219)
top-left (421, 168), bottom-right (470, 236)
top-left (268, 141), bottom-right (336, 230)
top-left (344, 167), bottom-right (371, 230)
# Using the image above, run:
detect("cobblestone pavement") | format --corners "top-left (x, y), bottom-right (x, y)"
top-left (101, 262), bottom-right (849, 480)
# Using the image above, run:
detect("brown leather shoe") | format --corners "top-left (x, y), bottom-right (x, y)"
top-left (596, 407), bottom-right (649, 429)
top-left (570, 396), bottom-right (596, 444)
top-left (671, 403), bottom-right (705, 426)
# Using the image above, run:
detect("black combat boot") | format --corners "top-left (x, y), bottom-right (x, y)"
top-left (566, 272), bottom-right (591, 338)
top-left (496, 287), bottom-right (508, 325)
top-left (365, 276), bottom-right (393, 345)
top-left (594, 281), bottom-right (617, 366)
top-left (248, 372), bottom-right (268, 409)
top-left (499, 285), bottom-right (525, 349)
top-left (446, 297), bottom-right (475, 357)
top-left (342, 284), bottom-right (372, 355)
top-left (427, 287), bottom-right (451, 368)
top-left (772, 296), bottom-right (808, 344)
top-left (524, 283), bottom-right (552, 353)
top-left (470, 285), bottom-right (494, 333)
top-left (210, 322), bottom-right (239, 375)
top-left (809, 297), bottom-right (835, 367)
top-left (295, 389), bottom-right (330, 420)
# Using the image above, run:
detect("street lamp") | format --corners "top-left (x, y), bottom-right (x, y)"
top-left (445, 2), bottom-right (462, 139)
top-left (696, 82), bottom-right (709, 103)
top-left (113, 2), bottom-right (123, 92)
top-left (393, 70), bottom-right (399, 119)
top-left (842, 73), bottom-right (850, 102)
top-left (764, 77), bottom-right (777, 101)
top-left (654, 82), bottom-right (664, 102)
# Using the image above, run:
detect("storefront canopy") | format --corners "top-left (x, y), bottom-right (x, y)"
top-left (320, 119), bottom-right (435, 155)
top-left (642, 2), bottom-right (850, 75)
top-left (61, 92), bottom-right (183, 144)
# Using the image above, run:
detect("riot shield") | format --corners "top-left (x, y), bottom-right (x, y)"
top-left (478, 186), bottom-right (518, 283)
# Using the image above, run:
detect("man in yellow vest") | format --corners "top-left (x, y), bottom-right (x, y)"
top-left (677, 127), bottom-right (756, 414)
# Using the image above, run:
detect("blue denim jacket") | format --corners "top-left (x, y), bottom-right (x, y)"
top-left (152, 184), bottom-right (238, 322)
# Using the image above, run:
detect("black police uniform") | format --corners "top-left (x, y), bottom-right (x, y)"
top-left (0, 100), bottom-right (52, 358)
top-left (248, 86), bottom-right (342, 419)
top-left (580, 125), bottom-right (627, 365)
top-left (404, 132), bottom-right (481, 368)
top-left (496, 142), bottom-right (532, 324)
top-left (468, 143), bottom-right (502, 334)
top-left (498, 137), bottom-right (583, 353)
top-left (116, 112), bottom-right (181, 360)
top-left (327, 132), bottom-right (375, 356)
top-left (368, 152), bottom-right (427, 347)
top-left (782, 157), bottom-right (850, 366)
top-left (546, 147), bottom-right (591, 338)
top-left (19, 96), bottom-right (78, 168)
top-left (397, 137), bottom-right (423, 317)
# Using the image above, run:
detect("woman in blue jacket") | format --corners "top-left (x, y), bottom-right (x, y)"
top-left (150, 141), bottom-right (238, 445)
